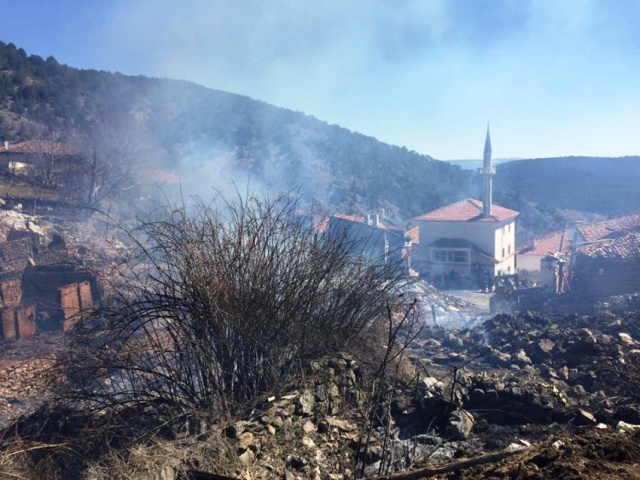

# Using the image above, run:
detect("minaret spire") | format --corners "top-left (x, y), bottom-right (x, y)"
top-left (484, 122), bottom-right (492, 157)
top-left (481, 123), bottom-right (494, 216)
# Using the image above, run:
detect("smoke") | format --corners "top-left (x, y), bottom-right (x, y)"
top-left (6, 1), bottom-right (639, 167)
top-left (81, 0), bottom-right (640, 160)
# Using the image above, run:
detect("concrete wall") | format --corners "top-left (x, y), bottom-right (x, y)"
top-left (414, 218), bottom-right (516, 276)
top-left (517, 254), bottom-right (543, 272)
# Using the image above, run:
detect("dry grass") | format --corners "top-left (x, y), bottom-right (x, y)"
top-left (83, 431), bottom-right (238, 480)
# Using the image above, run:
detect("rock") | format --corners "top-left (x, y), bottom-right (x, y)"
top-left (538, 338), bottom-right (555, 353)
top-left (448, 409), bottom-right (475, 439)
top-left (552, 440), bottom-right (565, 449)
top-left (237, 432), bottom-right (255, 450)
top-left (302, 420), bottom-right (316, 433)
top-left (617, 421), bottom-right (640, 433)
top-left (301, 436), bottom-right (315, 448)
top-left (444, 332), bottom-right (464, 348)
top-left (322, 417), bottom-right (357, 432)
top-left (515, 349), bottom-right (532, 366)
top-left (506, 442), bottom-right (527, 452)
top-left (618, 333), bottom-right (635, 346)
top-left (417, 376), bottom-right (445, 396)
top-left (297, 389), bottom-right (316, 416)
top-left (238, 448), bottom-right (255, 465)
top-left (493, 351), bottom-right (512, 365)
top-left (574, 408), bottom-right (597, 425)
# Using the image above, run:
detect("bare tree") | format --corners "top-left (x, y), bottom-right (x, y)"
top-left (57, 192), bottom-right (408, 420)
top-left (71, 119), bottom-right (155, 206)
top-left (32, 129), bottom-right (66, 188)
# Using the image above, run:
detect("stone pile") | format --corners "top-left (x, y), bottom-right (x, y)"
top-left (0, 332), bottom-right (61, 428)
top-left (399, 279), bottom-right (486, 329)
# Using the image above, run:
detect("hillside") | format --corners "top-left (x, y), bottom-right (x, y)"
top-left (495, 157), bottom-right (640, 217)
top-left (0, 40), bottom-right (475, 220)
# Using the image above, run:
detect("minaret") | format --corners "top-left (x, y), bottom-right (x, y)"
top-left (481, 123), bottom-right (494, 216)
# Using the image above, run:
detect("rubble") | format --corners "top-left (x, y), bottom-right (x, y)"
top-left (1, 207), bottom-right (640, 478)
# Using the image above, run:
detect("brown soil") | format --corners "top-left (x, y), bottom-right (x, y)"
top-left (439, 429), bottom-right (640, 479)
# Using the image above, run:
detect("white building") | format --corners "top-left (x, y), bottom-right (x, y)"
top-left (412, 126), bottom-right (519, 278)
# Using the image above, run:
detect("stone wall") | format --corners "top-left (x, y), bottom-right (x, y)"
top-left (0, 276), bottom-right (23, 309)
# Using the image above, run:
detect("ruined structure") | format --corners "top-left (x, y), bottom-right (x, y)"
top-left (572, 231), bottom-right (640, 298)
top-left (0, 223), bottom-right (98, 338)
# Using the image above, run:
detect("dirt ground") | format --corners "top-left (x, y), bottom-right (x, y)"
top-left (437, 428), bottom-right (640, 479)
top-left (446, 290), bottom-right (492, 315)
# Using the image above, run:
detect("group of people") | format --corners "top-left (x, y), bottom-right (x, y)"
top-left (426, 269), bottom-right (495, 292)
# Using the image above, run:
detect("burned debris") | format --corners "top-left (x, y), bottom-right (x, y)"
top-left (0, 220), bottom-right (98, 339)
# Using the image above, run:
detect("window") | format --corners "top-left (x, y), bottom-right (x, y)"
top-left (432, 249), bottom-right (469, 264)
top-left (451, 251), bottom-right (467, 263)
top-left (508, 245), bottom-right (511, 254)
top-left (434, 250), bottom-right (448, 262)
top-left (502, 248), bottom-right (505, 258)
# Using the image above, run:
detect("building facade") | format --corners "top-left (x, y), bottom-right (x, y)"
top-left (412, 126), bottom-right (519, 279)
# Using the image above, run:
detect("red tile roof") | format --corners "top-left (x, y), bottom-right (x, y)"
top-left (331, 213), bottom-right (405, 233)
top-left (413, 198), bottom-right (519, 222)
top-left (333, 213), bottom-right (364, 223)
top-left (517, 231), bottom-right (572, 256)
top-left (576, 232), bottom-right (640, 259)
top-left (1, 140), bottom-right (77, 156)
top-left (576, 214), bottom-right (640, 242)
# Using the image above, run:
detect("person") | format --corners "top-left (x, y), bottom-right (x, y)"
top-left (483, 271), bottom-right (493, 293)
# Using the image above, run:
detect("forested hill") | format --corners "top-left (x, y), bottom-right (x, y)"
top-left (495, 157), bottom-right (640, 217)
top-left (0, 40), bottom-right (474, 220)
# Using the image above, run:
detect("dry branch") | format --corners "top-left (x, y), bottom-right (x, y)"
top-left (368, 447), bottom-right (531, 480)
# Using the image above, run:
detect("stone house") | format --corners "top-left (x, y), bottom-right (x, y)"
top-left (571, 232), bottom-right (640, 298)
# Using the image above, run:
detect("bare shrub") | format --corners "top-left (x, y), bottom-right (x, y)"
top-left (57, 193), bottom-right (407, 420)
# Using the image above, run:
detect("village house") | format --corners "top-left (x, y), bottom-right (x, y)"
top-left (411, 127), bottom-right (519, 282)
top-left (326, 210), bottom-right (410, 266)
top-left (560, 214), bottom-right (640, 298)
top-left (510, 214), bottom-right (640, 297)
top-left (0, 140), bottom-right (81, 189)
top-left (571, 232), bottom-right (640, 298)
top-left (516, 230), bottom-right (573, 273)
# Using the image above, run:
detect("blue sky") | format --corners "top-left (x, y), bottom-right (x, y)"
top-left (1, 0), bottom-right (639, 160)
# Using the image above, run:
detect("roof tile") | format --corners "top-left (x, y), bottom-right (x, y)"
top-left (414, 198), bottom-right (519, 222)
